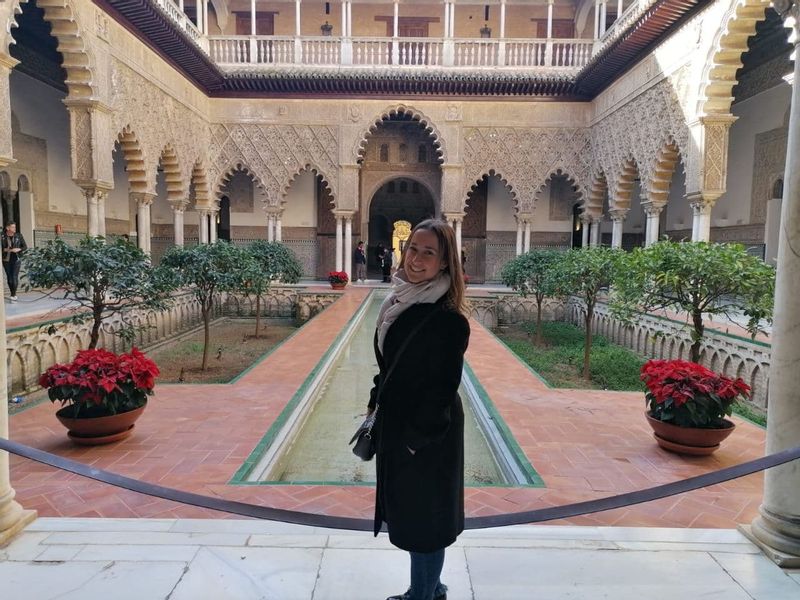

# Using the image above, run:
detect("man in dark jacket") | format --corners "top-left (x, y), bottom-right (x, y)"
top-left (2, 222), bottom-right (26, 301)
top-left (354, 240), bottom-right (367, 282)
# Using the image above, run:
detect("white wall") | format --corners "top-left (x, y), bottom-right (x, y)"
top-left (718, 83), bottom-right (791, 227)
top-left (664, 162), bottom-right (691, 232)
top-left (9, 70), bottom-right (82, 215)
top-left (486, 176), bottom-right (516, 230)
top-left (106, 146), bottom-right (132, 223)
top-left (282, 170), bottom-right (317, 228)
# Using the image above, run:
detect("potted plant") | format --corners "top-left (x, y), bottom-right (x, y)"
top-left (640, 359), bottom-right (751, 455)
top-left (328, 270), bottom-right (349, 290)
top-left (39, 347), bottom-right (160, 445)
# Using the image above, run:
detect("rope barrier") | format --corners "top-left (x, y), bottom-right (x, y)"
top-left (2, 437), bottom-right (799, 531)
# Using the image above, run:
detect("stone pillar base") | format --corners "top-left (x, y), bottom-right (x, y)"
top-left (739, 523), bottom-right (800, 568)
top-left (0, 509), bottom-right (36, 548)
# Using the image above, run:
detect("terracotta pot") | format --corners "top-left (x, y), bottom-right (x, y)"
top-left (56, 405), bottom-right (146, 446)
top-left (330, 282), bottom-right (347, 290)
top-left (645, 412), bottom-right (735, 456)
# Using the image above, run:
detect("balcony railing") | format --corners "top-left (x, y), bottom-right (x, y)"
top-left (208, 36), bottom-right (595, 70)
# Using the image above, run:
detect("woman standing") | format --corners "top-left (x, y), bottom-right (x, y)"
top-left (367, 219), bottom-right (470, 600)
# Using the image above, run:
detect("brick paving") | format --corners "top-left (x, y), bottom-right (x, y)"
top-left (8, 287), bottom-right (767, 528)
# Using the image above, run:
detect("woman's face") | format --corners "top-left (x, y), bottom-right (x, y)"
top-left (404, 229), bottom-right (446, 284)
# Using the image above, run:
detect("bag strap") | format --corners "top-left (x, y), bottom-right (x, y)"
top-left (373, 304), bottom-right (442, 412)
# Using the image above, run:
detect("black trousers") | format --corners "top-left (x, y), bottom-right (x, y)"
top-left (3, 260), bottom-right (20, 296)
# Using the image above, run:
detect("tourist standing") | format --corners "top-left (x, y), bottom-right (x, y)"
top-left (382, 247), bottom-right (393, 283)
top-left (354, 240), bottom-right (367, 282)
top-left (2, 222), bottom-right (26, 301)
top-left (367, 219), bottom-right (470, 600)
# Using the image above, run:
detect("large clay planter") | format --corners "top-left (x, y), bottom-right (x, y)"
top-left (645, 412), bottom-right (735, 456)
top-left (330, 282), bottom-right (347, 290)
top-left (56, 405), bottom-right (146, 446)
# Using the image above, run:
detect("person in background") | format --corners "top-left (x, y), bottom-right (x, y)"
top-left (354, 240), bottom-right (367, 282)
top-left (367, 219), bottom-right (470, 600)
top-left (460, 248), bottom-right (467, 274)
top-left (382, 247), bottom-right (394, 283)
top-left (2, 222), bottom-right (26, 302)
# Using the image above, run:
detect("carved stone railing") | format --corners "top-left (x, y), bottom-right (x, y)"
top-left (565, 299), bottom-right (771, 409)
top-left (209, 35), bottom-right (595, 71)
top-left (5, 287), bottom-right (339, 397)
top-left (152, 0), bottom-right (206, 49)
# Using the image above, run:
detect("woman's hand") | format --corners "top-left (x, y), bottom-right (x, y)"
top-left (407, 446), bottom-right (416, 455)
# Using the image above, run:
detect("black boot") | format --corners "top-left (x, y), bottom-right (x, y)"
top-left (385, 590), bottom-right (447, 600)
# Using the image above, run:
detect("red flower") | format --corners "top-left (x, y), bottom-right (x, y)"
top-left (40, 348), bottom-right (160, 416)
top-left (641, 359), bottom-right (750, 428)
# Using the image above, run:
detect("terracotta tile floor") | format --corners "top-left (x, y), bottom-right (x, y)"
top-left (8, 287), bottom-right (767, 527)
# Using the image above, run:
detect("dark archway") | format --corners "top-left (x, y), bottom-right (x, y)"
top-left (218, 196), bottom-right (231, 241)
top-left (368, 177), bottom-right (435, 278)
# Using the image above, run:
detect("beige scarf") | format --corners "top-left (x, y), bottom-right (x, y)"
top-left (376, 268), bottom-right (451, 354)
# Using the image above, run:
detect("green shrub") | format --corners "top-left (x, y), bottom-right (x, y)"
top-left (588, 346), bottom-right (645, 391)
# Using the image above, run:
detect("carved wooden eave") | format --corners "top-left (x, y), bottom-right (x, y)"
top-left (574, 0), bottom-right (714, 96)
top-left (95, 0), bottom-right (712, 99)
top-left (217, 68), bottom-right (582, 99)
top-left (95, 0), bottom-right (226, 92)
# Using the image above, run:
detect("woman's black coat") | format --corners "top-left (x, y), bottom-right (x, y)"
top-left (368, 298), bottom-right (470, 552)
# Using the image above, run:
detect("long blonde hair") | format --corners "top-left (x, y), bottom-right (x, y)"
top-left (400, 218), bottom-right (468, 315)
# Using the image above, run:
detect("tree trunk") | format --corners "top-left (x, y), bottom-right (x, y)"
top-left (89, 309), bottom-right (103, 349)
top-left (254, 294), bottom-right (261, 339)
top-left (201, 304), bottom-right (211, 371)
top-left (535, 298), bottom-right (543, 346)
top-left (691, 308), bottom-right (704, 363)
top-left (583, 304), bottom-right (594, 381)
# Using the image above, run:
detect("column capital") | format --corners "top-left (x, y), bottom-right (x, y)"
top-left (608, 208), bottom-right (629, 221)
top-left (79, 185), bottom-right (110, 202)
top-left (442, 211), bottom-right (465, 222)
top-left (517, 212), bottom-right (534, 224)
top-left (641, 201), bottom-right (666, 218)
top-left (170, 201), bottom-right (189, 213)
top-left (332, 209), bottom-right (355, 218)
top-left (686, 192), bottom-right (717, 214)
top-left (130, 191), bottom-right (156, 206)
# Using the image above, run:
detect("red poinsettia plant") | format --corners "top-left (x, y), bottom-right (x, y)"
top-left (328, 271), bottom-right (349, 285)
top-left (641, 359), bottom-right (750, 428)
top-left (39, 348), bottom-right (160, 418)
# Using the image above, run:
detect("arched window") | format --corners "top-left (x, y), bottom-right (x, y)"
top-left (399, 180), bottom-right (408, 193)
top-left (379, 144), bottom-right (389, 162)
top-left (399, 144), bottom-right (408, 163)
top-left (387, 181), bottom-right (395, 193)
top-left (412, 181), bottom-right (420, 194)
top-left (418, 144), bottom-right (427, 163)
top-left (772, 178), bottom-right (784, 199)
top-left (17, 175), bottom-right (30, 192)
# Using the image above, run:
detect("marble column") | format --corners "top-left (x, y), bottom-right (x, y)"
top-left (523, 220), bottom-right (531, 253)
top-left (609, 208), bottom-right (628, 249)
top-left (335, 214), bottom-right (343, 272)
top-left (580, 215), bottom-right (590, 248)
top-left (132, 192), bottom-right (155, 253)
top-left (267, 214), bottom-right (275, 242)
top-left (197, 209), bottom-right (209, 244)
top-left (590, 217), bottom-right (601, 247)
top-left (454, 217), bottom-right (463, 258)
top-left (515, 218), bottom-right (524, 256)
top-left (688, 194), bottom-right (715, 242)
top-left (0, 156), bottom-right (36, 546)
top-left (209, 211), bottom-right (218, 243)
top-left (82, 186), bottom-right (109, 238)
top-left (173, 205), bottom-right (185, 247)
top-left (345, 215), bottom-right (353, 280)
top-left (275, 212), bottom-right (283, 242)
top-left (747, 0), bottom-right (800, 565)
top-left (642, 202), bottom-right (665, 247)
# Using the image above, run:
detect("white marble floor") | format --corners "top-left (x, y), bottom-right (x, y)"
top-left (2, 519), bottom-right (799, 599)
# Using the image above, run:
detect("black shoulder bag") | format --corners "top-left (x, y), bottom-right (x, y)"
top-left (349, 306), bottom-right (441, 461)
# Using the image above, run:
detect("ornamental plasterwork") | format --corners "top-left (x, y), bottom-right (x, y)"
top-left (592, 76), bottom-right (690, 207)
top-left (461, 127), bottom-right (591, 213)
top-left (110, 61), bottom-right (210, 196)
top-left (208, 123), bottom-right (338, 205)
top-left (68, 106), bottom-right (94, 182)
top-left (749, 125), bottom-right (788, 224)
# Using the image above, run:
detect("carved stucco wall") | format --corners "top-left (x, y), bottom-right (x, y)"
top-left (461, 127), bottom-right (592, 214)
top-left (109, 61), bottom-right (210, 199)
top-left (592, 74), bottom-right (691, 208)
top-left (208, 123), bottom-right (339, 207)
top-left (749, 124), bottom-right (788, 225)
